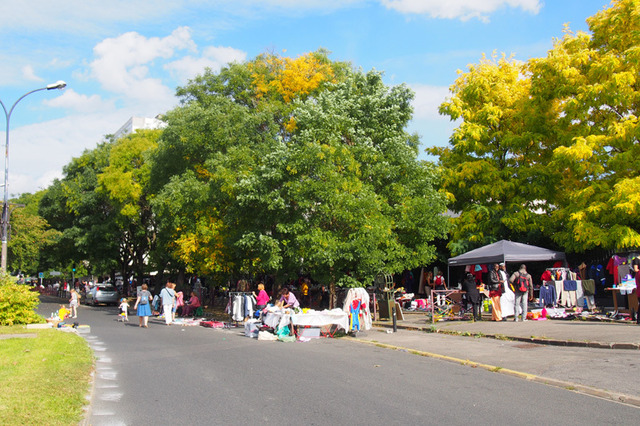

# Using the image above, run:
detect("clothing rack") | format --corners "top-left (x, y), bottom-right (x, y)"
top-left (228, 292), bottom-right (255, 323)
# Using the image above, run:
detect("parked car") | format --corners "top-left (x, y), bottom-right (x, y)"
top-left (86, 283), bottom-right (119, 306)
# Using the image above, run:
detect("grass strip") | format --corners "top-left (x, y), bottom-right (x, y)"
top-left (0, 326), bottom-right (93, 426)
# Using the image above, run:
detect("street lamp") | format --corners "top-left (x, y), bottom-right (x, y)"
top-left (0, 81), bottom-right (67, 274)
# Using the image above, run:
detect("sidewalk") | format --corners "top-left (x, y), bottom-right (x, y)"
top-left (353, 312), bottom-right (640, 407)
top-left (373, 311), bottom-right (640, 349)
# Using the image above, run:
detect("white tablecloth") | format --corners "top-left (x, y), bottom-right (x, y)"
top-left (290, 309), bottom-right (349, 331)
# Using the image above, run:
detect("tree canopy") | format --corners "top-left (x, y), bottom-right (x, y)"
top-left (151, 50), bottom-right (449, 289)
top-left (433, 0), bottom-right (640, 255)
top-left (33, 50), bottom-right (449, 291)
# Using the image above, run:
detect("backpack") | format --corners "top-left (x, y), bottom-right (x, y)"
top-left (434, 276), bottom-right (443, 286)
top-left (512, 273), bottom-right (529, 293)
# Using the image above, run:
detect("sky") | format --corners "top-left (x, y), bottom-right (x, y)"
top-left (0, 0), bottom-right (613, 195)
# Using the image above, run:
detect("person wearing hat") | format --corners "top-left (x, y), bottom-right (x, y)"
top-left (509, 264), bottom-right (533, 322)
top-left (488, 263), bottom-right (503, 321)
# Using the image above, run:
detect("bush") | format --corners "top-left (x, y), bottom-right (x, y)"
top-left (0, 276), bottom-right (44, 325)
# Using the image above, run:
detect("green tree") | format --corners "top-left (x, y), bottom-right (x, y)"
top-left (153, 52), bottom-right (449, 301)
top-left (97, 129), bottom-right (161, 282)
top-left (434, 0), bottom-right (640, 254)
top-left (285, 70), bottom-right (448, 296)
top-left (8, 203), bottom-right (59, 275)
top-left (151, 50), bottom-right (350, 276)
top-left (528, 0), bottom-right (640, 251)
top-left (433, 54), bottom-right (557, 255)
top-left (39, 142), bottom-right (121, 278)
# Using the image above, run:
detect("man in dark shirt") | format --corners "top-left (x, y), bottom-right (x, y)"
top-left (462, 272), bottom-right (481, 321)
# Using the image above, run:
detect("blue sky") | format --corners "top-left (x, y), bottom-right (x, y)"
top-left (0, 0), bottom-right (611, 195)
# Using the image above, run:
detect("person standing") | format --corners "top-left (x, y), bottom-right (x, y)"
top-left (160, 282), bottom-right (176, 325)
top-left (134, 284), bottom-right (153, 328)
top-left (69, 289), bottom-right (79, 319)
top-left (169, 283), bottom-right (179, 321)
top-left (300, 278), bottom-right (310, 308)
top-left (253, 282), bottom-right (270, 310)
top-left (425, 271), bottom-right (434, 293)
top-left (461, 272), bottom-right (482, 321)
top-left (488, 264), bottom-right (503, 321)
top-left (433, 270), bottom-right (447, 291)
top-left (509, 264), bottom-right (533, 322)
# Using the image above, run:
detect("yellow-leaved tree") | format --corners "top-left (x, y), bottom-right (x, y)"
top-left (434, 0), bottom-right (640, 254)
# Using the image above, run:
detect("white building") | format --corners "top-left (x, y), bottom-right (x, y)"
top-left (113, 116), bottom-right (167, 141)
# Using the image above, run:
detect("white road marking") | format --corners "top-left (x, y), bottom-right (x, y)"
top-left (99, 392), bottom-right (123, 402)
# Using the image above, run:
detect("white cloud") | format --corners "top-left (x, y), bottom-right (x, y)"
top-left (380, 0), bottom-right (542, 21)
top-left (410, 84), bottom-right (450, 120)
top-left (42, 89), bottom-right (115, 113)
top-left (22, 65), bottom-right (44, 82)
top-left (6, 111), bottom-right (133, 195)
top-left (165, 46), bottom-right (247, 83)
top-left (89, 27), bottom-right (196, 105)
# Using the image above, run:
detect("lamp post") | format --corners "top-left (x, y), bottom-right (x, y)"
top-left (0, 81), bottom-right (66, 274)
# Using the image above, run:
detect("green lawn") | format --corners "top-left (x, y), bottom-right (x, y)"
top-left (0, 326), bottom-right (93, 425)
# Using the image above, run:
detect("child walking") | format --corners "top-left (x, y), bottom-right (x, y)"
top-left (119, 298), bottom-right (130, 322)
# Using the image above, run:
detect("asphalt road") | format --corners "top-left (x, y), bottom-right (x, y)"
top-left (39, 298), bottom-right (639, 425)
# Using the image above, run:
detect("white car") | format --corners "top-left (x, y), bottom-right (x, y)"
top-left (86, 283), bottom-right (119, 306)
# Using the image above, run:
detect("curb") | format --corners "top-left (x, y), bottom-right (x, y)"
top-left (346, 337), bottom-right (640, 408)
top-left (78, 336), bottom-right (96, 426)
top-left (372, 322), bottom-right (640, 350)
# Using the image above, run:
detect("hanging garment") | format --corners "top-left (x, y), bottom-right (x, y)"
top-left (562, 281), bottom-right (578, 307)
top-left (342, 288), bottom-right (372, 330)
top-left (581, 279), bottom-right (596, 296)
top-left (225, 296), bottom-right (232, 315)
top-left (584, 294), bottom-right (596, 310)
top-left (232, 295), bottom-right (244, 321)
top-left (243, 294), bottom-right (255, 319)
top-left (349, 300), bottom-right (361, 331)
top-left (618, 264), bottom-right (632, 284)
top-left (539, 284), bottom-right (557, 307)
top-left (596, 264), bottom-right (606, 287)
top-left (578, 263), bottom-right (587, 280)
top-left (608, 256), bottom-right (626, 285)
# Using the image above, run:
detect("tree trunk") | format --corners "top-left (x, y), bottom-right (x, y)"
top-left (329, 267), bottom-right (336, 309)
